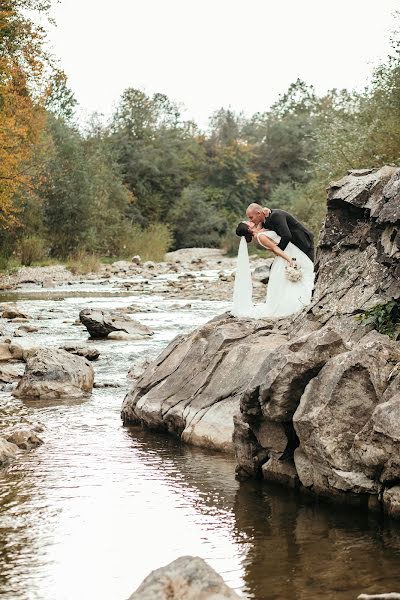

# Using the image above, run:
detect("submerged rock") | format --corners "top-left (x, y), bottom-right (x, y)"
top-left (129, 555), bottom-right (241, 600)
top-left (13, 348), bottom-right (94, 400)
top-left (61, 344), bottom-right (100, 361)
top-left (6, 427), bottom-right (43, 450)
top-left (0, 437), bottom-right (19, 466)
top-left (79, 308), bottom-right (153, 339)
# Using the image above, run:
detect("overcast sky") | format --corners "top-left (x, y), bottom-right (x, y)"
top-left (46, 0), bottom-right (399, 129)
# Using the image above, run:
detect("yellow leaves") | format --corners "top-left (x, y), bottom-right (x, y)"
top-left (0, 60), bottom-right (45, 228)
top-left (0, 1), bottom-right (54, 230)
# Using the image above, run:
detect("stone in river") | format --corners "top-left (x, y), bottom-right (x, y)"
top-left (79, 308), bottom-right (153, 339)
top-left (61, 344), bottom-right (100, 361)
top-left (1, 306), bottom-right (29, 320)
top-left (128, 555), bottom-right (241, 600)
top-left (0, 437), bottom-right (19, 466)
top-left (383, 486), bottom-right (400, 519)
top-left (0, 342), bottom-right (13, 361)
top-left (253, 259), bottom-right (274, 284)
top-left (6, 427), bottom-right (43, 450)
top-left (13, 348), bottom-right (94, 400)
top-left (16, 324), bottom-right (39, 334)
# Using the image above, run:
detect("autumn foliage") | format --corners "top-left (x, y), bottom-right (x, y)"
top-left (0, 3), bottom-right (399, 265)
top-left (0, 1), bottom-right (50, 229)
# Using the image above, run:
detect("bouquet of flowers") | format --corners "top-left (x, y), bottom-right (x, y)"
top-left (285, 259), bottom-right (303, 282)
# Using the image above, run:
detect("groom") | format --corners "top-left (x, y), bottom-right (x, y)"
top-left (246, 203), bottom-right (315, 263)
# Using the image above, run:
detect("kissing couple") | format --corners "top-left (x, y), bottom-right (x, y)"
top-left (231, 204), bottom-right (315, 319)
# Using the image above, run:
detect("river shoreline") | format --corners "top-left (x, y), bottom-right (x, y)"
top-left (0, 247), bottom-right (268, 303)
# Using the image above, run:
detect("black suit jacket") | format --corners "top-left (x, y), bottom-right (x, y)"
top-left (263, 209), bottom-right (314, 256)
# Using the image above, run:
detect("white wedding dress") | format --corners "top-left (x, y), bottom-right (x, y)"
top-left (231, 230), bottom-right (314, 319)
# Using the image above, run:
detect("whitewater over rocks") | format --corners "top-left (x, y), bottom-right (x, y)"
top-left (122, 166), bottom-right (400, 518)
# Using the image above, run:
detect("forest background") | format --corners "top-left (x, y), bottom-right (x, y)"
top-left (1, 1), bottom-right (399, 270)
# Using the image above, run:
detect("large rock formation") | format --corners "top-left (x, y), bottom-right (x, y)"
top-left (121, 316), bottom-right (287, 452)
top-left (122, 166), bottom-right (400, 517)
top-left (128, 555), bottom-right (241, 600)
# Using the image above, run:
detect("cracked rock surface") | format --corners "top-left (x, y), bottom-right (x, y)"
top-left (122, 166), bottom-right (400, 517)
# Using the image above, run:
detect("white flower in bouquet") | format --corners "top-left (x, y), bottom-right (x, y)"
top-left (285, 260), bottom-right (303, 282)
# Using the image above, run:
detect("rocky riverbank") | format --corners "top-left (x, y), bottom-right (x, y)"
top-left (122, 166), bottom-right (400, 519)
top-left (0, 248), bottom-right (269, 302)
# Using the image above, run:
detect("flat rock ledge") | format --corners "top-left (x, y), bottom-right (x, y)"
top-left (122, 166), bottom-right (400, 518)
top-left (121, 315), bottom-right (287, 453)
top-left (128, 555), bottom-right (241, 600)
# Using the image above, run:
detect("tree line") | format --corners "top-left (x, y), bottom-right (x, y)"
top-left (1, 2), bottom-right (399, 266)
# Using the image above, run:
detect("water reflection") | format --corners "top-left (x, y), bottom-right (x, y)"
top-left (0, 287), bottom-right (400, 599)
top-left (235, 481), bottom-right (400, 600)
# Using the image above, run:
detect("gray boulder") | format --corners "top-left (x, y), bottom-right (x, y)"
top-left (79, 308), bottom-right (153, 339)
top-left (293, 331), bottom-right (399, 497)
top-left (13, 348), bottom-right (94, 400)
top-left (235, 326), bottom-right (348, 478)
top-left (253, 259), bottom-right (274, 284)
top-left (128, 555), bottom-right (241, 600)
top-left (383, 486), bottom-right (400, 519)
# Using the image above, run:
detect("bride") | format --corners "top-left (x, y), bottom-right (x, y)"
top-left (231, 221), bottom-right (314, 319)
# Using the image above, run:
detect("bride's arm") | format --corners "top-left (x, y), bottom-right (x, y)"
top-left (257, 233), bottom-right (293, 264)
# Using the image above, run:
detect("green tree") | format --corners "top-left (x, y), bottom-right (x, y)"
top-left (41, 116), bottom-right (92, 257)
top-left (168, 185), bottom-right (228, 248)
top-left (110, 88), bottom-right (205, 225)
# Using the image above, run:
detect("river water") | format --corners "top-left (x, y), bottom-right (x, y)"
top-left (1, 280), bottom-right (400, 600)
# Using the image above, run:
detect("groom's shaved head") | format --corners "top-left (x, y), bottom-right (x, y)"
top-left (247, 203), bottom-right (263, 212)
top-left (246, 203), bottom-right (267, 226)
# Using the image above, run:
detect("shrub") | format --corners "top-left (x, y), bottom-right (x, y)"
top-left (118, 223), bottom-right (172, 262)
top-left (356, 300), bottom-right (400, 340)
top-left (66, 251), bottom-right (101, 274)
top-left (19, 236), bottom-right (46, 266)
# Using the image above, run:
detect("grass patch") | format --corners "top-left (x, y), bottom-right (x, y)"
top-left (118, 223), bottom-right (172, 262)
top-left (66, 252), bottom-right (101, 275)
